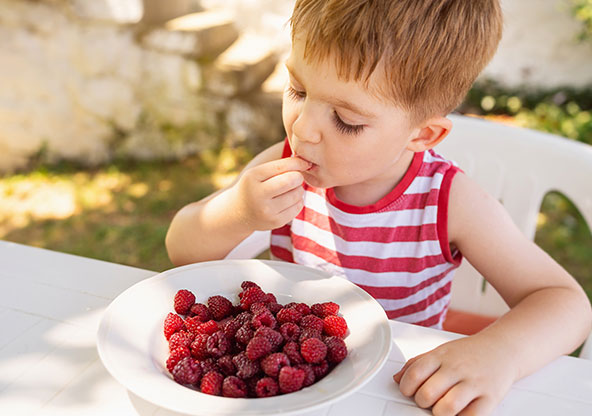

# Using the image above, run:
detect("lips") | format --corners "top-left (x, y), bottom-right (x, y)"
top-left (293, 154), bottom-right (315, 170)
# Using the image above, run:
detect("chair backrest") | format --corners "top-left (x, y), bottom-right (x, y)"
top-left (437, 114), bottom-right (592, 318)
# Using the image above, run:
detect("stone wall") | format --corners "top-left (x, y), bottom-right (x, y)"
top-left (482, 0), bottom-right (592, 88)
top-left (0, 0), bottom-right (285, 173)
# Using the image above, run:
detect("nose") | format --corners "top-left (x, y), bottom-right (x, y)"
top-left (291, 101), bottom-right (322, 144)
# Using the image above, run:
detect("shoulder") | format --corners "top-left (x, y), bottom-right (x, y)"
top-left (446, 171), bottom-right (512, 246)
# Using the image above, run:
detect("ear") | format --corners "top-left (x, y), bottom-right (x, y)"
top-left (406, 116), bottom-right (452, 152)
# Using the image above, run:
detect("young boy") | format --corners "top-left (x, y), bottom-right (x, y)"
top-left (166, 0), bottom-right (592, 414)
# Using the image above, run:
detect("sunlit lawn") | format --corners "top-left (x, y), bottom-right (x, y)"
top-left (0, 147), bottom-right (252, 272)
top-left (1, 131), bottom-right (591, 303)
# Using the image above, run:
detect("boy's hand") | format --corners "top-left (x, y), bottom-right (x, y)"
top-left (393, 334), bottom-right (518, 416)
top-left (232, 156), bottom-right (312, 231)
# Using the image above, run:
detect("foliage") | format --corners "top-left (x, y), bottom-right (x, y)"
top-left (459, 79), bottom-right (592, 145)
top-left (568, 0), bottom-right (592, 41)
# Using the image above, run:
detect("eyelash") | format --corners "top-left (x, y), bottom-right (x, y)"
top-left (286, 86), bottom-right (365, 136)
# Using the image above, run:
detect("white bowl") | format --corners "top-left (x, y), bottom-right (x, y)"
top-left (97, 259), bottom-right (392, 416)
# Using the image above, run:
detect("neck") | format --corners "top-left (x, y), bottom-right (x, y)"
top-left (333, 150), bottom-right (417, 206)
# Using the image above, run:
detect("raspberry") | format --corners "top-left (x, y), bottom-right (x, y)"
top-left (285, 302), bottom-right (310, 316)
top-left (200, 358), bottom-right (222, 375)
top-left (278, 366), bottom-right (305, 393)
top-left (241, 281), bottom-right (261, 291)
top-left (255, 377), bottom-right (279, 398)
top-left (184, 316), bottom-right (202, 335)
top-left (312, 360), bottom-right (329, 380)
top-left (239, 287), bottom-right (267, 310)
top-left (235, 324), bottom-right (254, 345)
top-left (246, 336), bottom-right (272, 360)
top-left (325, 336), bottom-right (348, 364)
top-left (277, 307), bottom-right (302, 324)
top-left (168, 331), bottom-right (195, 351)
top-left (244, 377), bottom-right (259, 398)
top-left (217, 354), bottom-right (237, 376)
top-left (222, 318), bottom-right (242, 341)
top-left (300, 338), bottom-right (327, 364)
top-left (282, 341), bottom-right (304, 365)
top-left (164, 312), bottom-right (186, 340)
top-left (208, 295), bottom-right (233, 320)
top-left (311, 302), bottom-right (339, 318)
top-left (251, 309), bottom-right (277, 330)
top-left (222, 376), bottom-right (247, 398)
top-left (249, 302), bottom-right (269, 314)
top-left (267, 302), bottom-right (283, 315)
top-left (232, 352), bottom-right (260, 379)
top-left (300, 314), bottom-right (324, 332)
top-left (235, 311), bottom-right (253, 326)
top-left (295, 363), bottom-right (316, 387)
top-left (294, 302), bottom-right (311, 316)
top-left (299, 328), bottom-right (322, 343)
top-left (195, 320), bottom-right (219, 336)
top-left (264, 293), bottom-right (278, 304)
top-left (200, 371), bottom-right (224, 396)
top-left (190, 333), bottom-right (210, 360)
top-left (189, 303), bottom-right (212, 322)
top-left (166, 346), bottom-right (190, 373)
top-left (172, 356), bottom-right (202, 385)
top-left (254, 327), bottom-right (283, 350)
top-left (206, 330), bottom-right (230, 358)
top-left (279, 322), bottom-right (301, 342)
top-left (323, 315), bottom-right (348, 338)
top-left (165, 285), bottom-right (347, 397)
top-left (174, 289), bottom-right (196, 315)
top-left (261, 352), bottom-right (290, 378)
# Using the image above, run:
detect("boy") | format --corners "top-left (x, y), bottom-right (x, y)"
top-left (166, 1), bottom-right (592, 414)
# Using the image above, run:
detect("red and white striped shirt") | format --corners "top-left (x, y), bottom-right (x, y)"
top-left (270, 144), bottom-right (462, 329)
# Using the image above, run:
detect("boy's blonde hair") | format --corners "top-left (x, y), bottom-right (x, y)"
top-left (290, 0), bottom-right (503, 125)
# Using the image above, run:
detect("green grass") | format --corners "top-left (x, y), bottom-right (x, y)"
top-left (0, 147), bottom-right (252, 272)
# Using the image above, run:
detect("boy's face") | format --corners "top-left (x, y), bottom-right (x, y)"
top-left (282, 38), bottom-right (419, 194)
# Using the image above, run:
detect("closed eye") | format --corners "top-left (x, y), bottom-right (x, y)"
top-left (333, 112), bottom-right (364, 136)
top-left (286, 86), bottom-right (305, 100)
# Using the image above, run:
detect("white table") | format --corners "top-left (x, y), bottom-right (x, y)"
top-left (1, 240), bottom-right (591, 416)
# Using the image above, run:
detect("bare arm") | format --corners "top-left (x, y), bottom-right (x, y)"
top-left (449, 172), bottom-right (591, 368)
top-left (395, 172), bottom-right (592, 415)
top-left (165, 142), bottom-right (311, 266)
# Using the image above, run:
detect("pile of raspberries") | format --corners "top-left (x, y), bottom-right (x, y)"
top-left (163, 281), bottom-right (349, 398)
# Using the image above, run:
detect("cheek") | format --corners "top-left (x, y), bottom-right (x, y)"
top-left (281, 99), bottom-right (298, 135)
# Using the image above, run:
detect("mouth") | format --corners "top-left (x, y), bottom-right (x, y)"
top-left (291, 152), bottom-right (316, 171)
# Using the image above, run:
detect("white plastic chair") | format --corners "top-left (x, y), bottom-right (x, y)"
top-left (225, 114), bottom-right (592, 359)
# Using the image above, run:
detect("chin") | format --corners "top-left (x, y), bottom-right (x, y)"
top-left (302, 171), bottom-right (329, 189)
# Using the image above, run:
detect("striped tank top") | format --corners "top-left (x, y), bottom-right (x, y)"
top-left (270, 144), bottom-right (462, 329)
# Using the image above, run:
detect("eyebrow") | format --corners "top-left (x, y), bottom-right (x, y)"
top-left (285, 62), bottom-right (377, 120)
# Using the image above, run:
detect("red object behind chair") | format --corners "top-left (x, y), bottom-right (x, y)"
top-left (442, 308), bottom-right (497, 335)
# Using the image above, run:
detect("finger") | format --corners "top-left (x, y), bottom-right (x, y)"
top-left (431, 383), bottom-right (479, 416)
top-left (414, 370), bottom-right (460, 409)
top-left (397, 355), bottom-right (441, 398)
top-left (393, 354), bottom-right (423, 383)
top-left (275, 198), bottom-right (304, 226)
top-left (261, 170), bottom-right (304, 198)
top-left (253, 157), bottom-right (312, 181)
top-left (458, 396), bottom-right (496, 416)
top-left (272, 184), bottom-right (305, 210)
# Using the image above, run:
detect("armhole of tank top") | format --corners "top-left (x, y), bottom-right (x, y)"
top-left (281, 138), bottom-right (291, 158)
top-left (437, 166), bottom-right (462, 266)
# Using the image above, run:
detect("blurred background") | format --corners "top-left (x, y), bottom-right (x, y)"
top-left (0, 0), bottom-right (591, 301)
